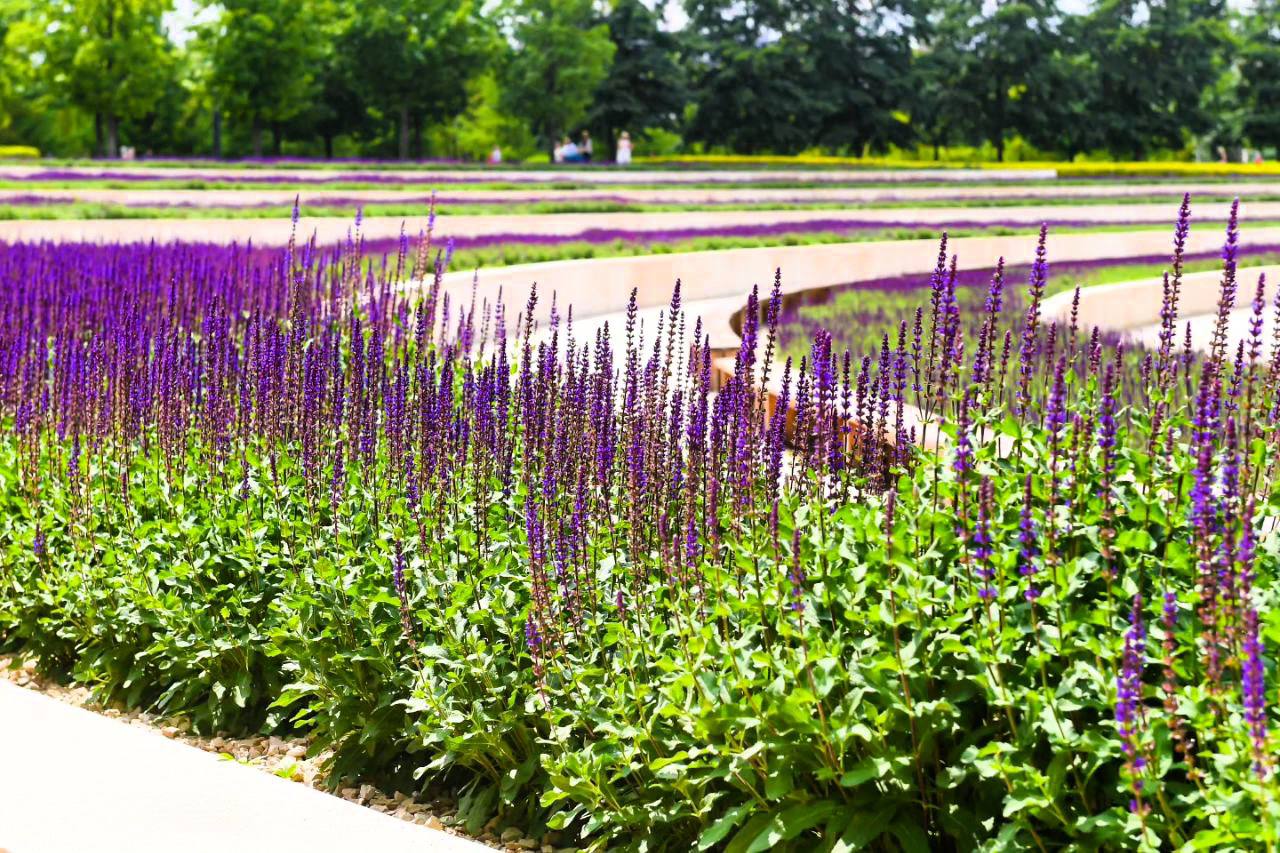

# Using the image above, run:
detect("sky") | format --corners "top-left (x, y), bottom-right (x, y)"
top-left (166, 1), bottom-right (690, 43)
top-left (164, 0), bottom-right (1151, 47)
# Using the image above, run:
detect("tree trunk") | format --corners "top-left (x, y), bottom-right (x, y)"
top-left (251, 118), bottom-right (264, 158)
top-left (412, 115), bottom-right (423, 161)
top-left (212, 109), bottom-right (223, 159)
top-left (323, 134), bottom-right (334, 159)
top-left (995, 134), bottom-right (1004, 162)
top-left (106, 115), bottom-right (120, 159)
top-left (399, 102), bottom-right (411, 161)
top-left (933, 140), bottom-right (941, 161)
top-left (94, 113), bottom-right (104, 158)
top-left (272, 124), bottom-right (282, 156)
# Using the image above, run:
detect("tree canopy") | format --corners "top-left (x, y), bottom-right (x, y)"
top-left (0, 0), bottom-right (1272, 161)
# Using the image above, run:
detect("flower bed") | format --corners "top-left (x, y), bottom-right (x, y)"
top-left (1, 200), bottom-right (1277, 849)
top-left (0, 168), bottom-right (1083, 191)
top-left (3, 191), bottom-right (1276, 220)
top-left (774, 239), bottom-right (1280, 366)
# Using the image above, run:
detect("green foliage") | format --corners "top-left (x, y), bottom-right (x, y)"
top-left (683, 0), bottom-right (920, 156)
top-left (4, 247), bottom-right (1280, 848)
top-left (11, 0), bottom-right (174, 156)
top-left (1239, 0), bottom-right (1280, 151)
top-left (5, 396), bottom-right (1279, 848)
top-left (500, 0), bottom-right (616, 155)
top-left (587, 0), bottom-right (689, 160)
top-left (337, 0), bottom-right (495, 160)
top-left (426, 74), bottom-right (540, 163)
top-left (197, 0), bottom-right (326, 156)
top-left (1074, 0), bottom-right (1231, 160)
top-left (0, 0), bottom-right (1267, 160)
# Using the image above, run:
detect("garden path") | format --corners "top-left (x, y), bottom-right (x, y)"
top-left (0, 681), bottom-right (488, 853)
top-left (0, 164), bottom-right (1054, 184)
top-left (0, 182), bottom-right (1267, 207)
top-left (0, 200), bottom-right (1269, 245)
top-left (436, 226), bottom-right (1280, 341)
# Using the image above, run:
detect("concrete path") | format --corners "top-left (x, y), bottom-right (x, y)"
top-left (1039, 263), bottom-right (1280, 355)
top-left (0, 681), bottom-right (486, 853)
top-left (0, 200), bottom-right (1271, 246)
top-left (0, 183), bottom-right (1265, 208)
top-left (0, 164), bottom-right (1056, 185)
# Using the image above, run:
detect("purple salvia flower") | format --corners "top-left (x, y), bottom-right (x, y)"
top-left (788, 525), bottom-right (806, 616)
top-left (973, 477), bottom-right (995, 601)
top-left (1242, 606), bottom-right (1269, 778)
top-left (1017, 475), bottom-right (1040, 601)
top-left (394, 545), bottom-right (415, 645)
top-left (1116, 594), bottom-right (1148, 812)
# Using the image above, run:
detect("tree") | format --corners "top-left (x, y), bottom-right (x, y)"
top-left (909, 10), bottom-right (971, 160)
top-left (1077, 0), bottom-right (1230, 159)
top-left (797, 0), bottom-right (918, 153)
top-left (501, 0), bottom-right (616, 157)
top-left (944, 0), bottom-right (1070, 161)
top-left (1238, 1), bottom-right (1280, 151)
top-left (18, 0), bottom-right (174, 157)
top-left (588, 0), bottom-right (689, 160)
top-left (198, 0), bottom-right (324, 157)
top-left (683, 0), bottom-right (823, 154)
top-left (340, 0), bottom-right (493, 161)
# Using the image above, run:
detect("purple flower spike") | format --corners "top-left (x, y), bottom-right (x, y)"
top-left (1017, 475), bottom-right (1040, 601)
top-left (1116, 594), bottom-right (1148, 811)
top-left (1242, 606), bottom-right (1269, 778)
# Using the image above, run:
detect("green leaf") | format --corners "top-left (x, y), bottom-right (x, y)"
top-left (724, 812), bottom-right (775, 853)
top-left (890, 818), bottom-right (930, 853)
top-left (698, 803), bottom-right (752, 850)
top-left (837, 807), bottom-right (895, 850)
top-left (774, 801), bottom-right (839, 842)
top-left (839, 760), bottom-right (881, 788)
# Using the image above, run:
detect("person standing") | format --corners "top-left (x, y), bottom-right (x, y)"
top-left (581, 131), bottom-right (593, 162)
top-left (615, 131), bottom-right (632, 165)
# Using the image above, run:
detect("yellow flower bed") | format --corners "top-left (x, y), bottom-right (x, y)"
top-left (1055, 161), bottom-right (1280, 178)
top-left (0, 145), bottom-right (40, 159)
top-left (637, 154), bottom-right (1280, 178)
top-left (635, 154), bottom-right (997, 169)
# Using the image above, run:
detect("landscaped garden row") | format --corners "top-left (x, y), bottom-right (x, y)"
top-left (19, 154), bottom-right (1280, 180)
top-left (6, 167), bottom-right (1274, 193)
top-left (1, 200), bottom-right (1277, 849)
top-left (352, 219), bottom-right (1240, 273)
top-left (0, 193), bottom-right (1274, 221)
top-left (774, 238), bottom-right (1280, 366)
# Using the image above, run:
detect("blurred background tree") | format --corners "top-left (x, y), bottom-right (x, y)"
top-left (197, 0), bottom-right (323, 157)
top-left (500, 0), bottom-right (615, 158)
top-left (587, 0), bottom-right (689, 161)
top-left (0, 0), bottom-right (1270, 163)
top-left (15, 0), bottom-right (174, 157)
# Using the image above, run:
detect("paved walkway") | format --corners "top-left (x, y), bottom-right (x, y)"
top-left (0, 200), bottom-right (1270, 246)
top-left (0, 182), bottom-right (1264, 208)
top-left (0, 164), bottom-right (1055, 184)
top-left (0, 681), bottom-right (486, 853)
top-left (1037, 263), bottom-right (1280, 355)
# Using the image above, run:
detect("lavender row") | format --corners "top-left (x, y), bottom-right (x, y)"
top-left (0, 197), bottom-right (1277, 846)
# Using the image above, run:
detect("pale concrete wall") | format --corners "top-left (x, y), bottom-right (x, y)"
top-left (1041, 264), bottom-right (1280, 331)
top-left (2, 200), bottom-right (1274, 245)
